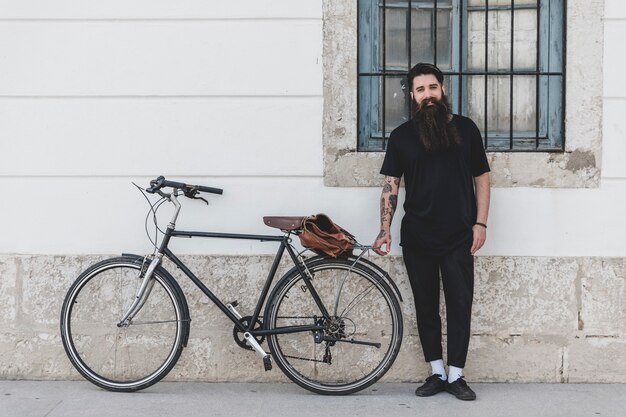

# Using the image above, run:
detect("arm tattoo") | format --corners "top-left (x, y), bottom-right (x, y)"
top-left (389, 194), bottom-right (398, 212)
top-left (377, 230), bottom-right (387, 239)
top-left (380, 176), bottom-right (400, 231)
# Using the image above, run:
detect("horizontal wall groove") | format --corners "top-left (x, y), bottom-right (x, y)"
top-left (600, 177), bottom-right (626, 181)
top-left (0, 95), bottom-right (323, 100)
top-left (584, 335), bottom-right (621, 339)
top-left (603, 17), bottom-right (626, 22)
top-left (0, 17), bottom-right (321, 23)
top-left (0, 175), bottom-right (324, 179)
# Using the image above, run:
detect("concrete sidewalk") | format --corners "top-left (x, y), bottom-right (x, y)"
top-left (1, 381), bottom-right (624, 417)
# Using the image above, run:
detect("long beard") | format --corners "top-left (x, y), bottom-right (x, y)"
top-left (412, 94), bottom-right (460, 153)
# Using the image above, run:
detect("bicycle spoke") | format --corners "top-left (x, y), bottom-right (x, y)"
top-left (339, 282), bottom-right (380, 318)
top-left (130, 319), bottom-right (188, 325)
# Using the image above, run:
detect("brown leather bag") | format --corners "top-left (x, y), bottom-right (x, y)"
top-left (298, 214), bottom-right (356, 258)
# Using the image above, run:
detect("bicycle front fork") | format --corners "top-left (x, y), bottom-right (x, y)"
top-left (117, 253), bottom-right (163, 327)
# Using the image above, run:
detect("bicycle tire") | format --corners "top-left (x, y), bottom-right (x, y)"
top-left (60, 256), bottom-right (187, 392)
top-left (264, 257), bottom-right (403, 395)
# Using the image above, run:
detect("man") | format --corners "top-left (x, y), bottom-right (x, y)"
top-left (373, 63), bottom-right (490, 401)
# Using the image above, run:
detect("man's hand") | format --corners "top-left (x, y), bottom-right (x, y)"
top-left (470, 224), bottom-right (486, 255)
top-left (373, 229), bottom-right (392, 256)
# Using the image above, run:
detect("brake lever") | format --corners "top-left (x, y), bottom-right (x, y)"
top-left (194, 196), bottom-right (209, 205)
top-left (183, 186), bottom-right (209, 205)
top-left (146, 176), bottom-right (165, 194)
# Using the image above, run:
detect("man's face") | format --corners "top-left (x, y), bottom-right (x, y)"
top-left (409, 74), bottom-right (444, 110)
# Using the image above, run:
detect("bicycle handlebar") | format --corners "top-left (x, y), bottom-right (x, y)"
top-left (146, 176), bottom-right (223, 196)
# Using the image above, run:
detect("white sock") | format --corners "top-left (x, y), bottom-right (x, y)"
top-left (430, 359), bottom-right (447, 380)
top-left (448, 366), bottom-right (463, 382)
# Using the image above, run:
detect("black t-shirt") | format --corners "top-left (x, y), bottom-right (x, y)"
top-left (380, 114), bottom-right (490, 255)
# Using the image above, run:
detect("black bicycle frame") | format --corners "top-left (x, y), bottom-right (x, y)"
top-left (159, 228), bottom-right (329, 337)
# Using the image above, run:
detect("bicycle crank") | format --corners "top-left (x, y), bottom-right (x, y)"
top-left (233, 316), bottom-right (265, 351)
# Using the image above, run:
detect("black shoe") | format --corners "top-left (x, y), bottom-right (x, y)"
top-left (415, 374), bottom-right (446, 397)
top-left (445, 376), bottom-right (476, 401)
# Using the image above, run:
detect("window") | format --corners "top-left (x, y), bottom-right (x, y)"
top-left (358, 0), bottom-right (566, 152)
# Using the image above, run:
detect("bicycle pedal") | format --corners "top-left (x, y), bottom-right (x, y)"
top-left (263, 355), bottom-right (272, 371)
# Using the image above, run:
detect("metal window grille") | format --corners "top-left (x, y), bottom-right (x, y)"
top-left (357, 0), bottom-right (566, 152)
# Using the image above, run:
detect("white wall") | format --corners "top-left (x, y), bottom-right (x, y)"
top-left (1, 1), bottom-right (625, 258)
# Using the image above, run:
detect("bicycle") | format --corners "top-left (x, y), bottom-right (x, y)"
top-left (60, 176), bottom-right (403, 395)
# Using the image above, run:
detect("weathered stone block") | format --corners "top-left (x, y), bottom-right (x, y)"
top-left (473, 257), bottom-right (579, 334)
top-left (567, 336), bottom-right (626, 383)
top-left (171, 333), bottom-right (288, 382)
top-left (466, 335), bottom-right (565, 383)
top-left (580, 258), bottom-right (626, 335)
top-left (0, 257), bottom-right (17, 322)
top-left (167, 334), bottom-right (219, 381)
top-left (0, 332), bottom-right (73, 380)
top-left (390, 256), bottom-right (580, 335)
top-left (21, 255), bottom-right (105, 327)
top-left (382, 331), bottom-right (427, 382)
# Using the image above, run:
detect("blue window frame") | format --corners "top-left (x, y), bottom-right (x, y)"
top-left (357, 0), bottom-right (566, 152)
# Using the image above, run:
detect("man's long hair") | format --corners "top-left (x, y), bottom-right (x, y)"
top-left (412, 92), bottom-right (461, 153)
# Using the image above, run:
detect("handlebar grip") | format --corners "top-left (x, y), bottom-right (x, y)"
top-left (161, 179), bottom-right (188, 189)
top-left (197, 185), bottom-right (223, 195)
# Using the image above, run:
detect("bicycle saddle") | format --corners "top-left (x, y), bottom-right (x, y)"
top-left (263, 216), bottom-right (305, 231)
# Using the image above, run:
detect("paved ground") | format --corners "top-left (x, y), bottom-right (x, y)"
top-left (1, 381), bottom-right (624, 417)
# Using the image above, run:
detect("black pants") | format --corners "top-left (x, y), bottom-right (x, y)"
top-left (402, 242), bottom-right (474, 368)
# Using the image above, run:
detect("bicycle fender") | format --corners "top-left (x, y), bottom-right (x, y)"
top-left (121, 253), bottom-right (192, 347)
top-left (302, 254), bottom-right (404, 303)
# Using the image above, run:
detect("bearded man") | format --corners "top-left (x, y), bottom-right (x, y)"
top-left (373, 63), bottom-right (491, 401)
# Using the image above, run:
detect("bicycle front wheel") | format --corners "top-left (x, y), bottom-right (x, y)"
top-left (60, 257), bottom-right (186, 392)
top-left (265, 257), bottom-right (403, 395)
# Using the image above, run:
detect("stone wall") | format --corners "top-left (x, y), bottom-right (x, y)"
top-left (1, 254), bottom-right (624, 383)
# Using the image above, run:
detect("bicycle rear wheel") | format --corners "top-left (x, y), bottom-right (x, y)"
top-left (60, 257), bottom-right (186, 392)
top-left (265, 257), bottom-right (403, 395)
